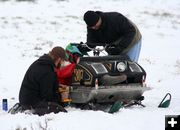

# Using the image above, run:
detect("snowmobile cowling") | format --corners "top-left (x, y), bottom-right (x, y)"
top-left (69, 55), bottom-right (149, 104)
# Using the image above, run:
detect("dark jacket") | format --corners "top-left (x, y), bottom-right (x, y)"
top-left (19, 54), bottom-right (60, 107)
top-left (86, 11), bottom-right (141, 54)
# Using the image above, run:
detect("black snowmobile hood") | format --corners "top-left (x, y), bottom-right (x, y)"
top-left (37, 54), bottom-right (55, 69)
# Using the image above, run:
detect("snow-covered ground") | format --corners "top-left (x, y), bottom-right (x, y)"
top-left (0, 0), bottom-right (180, 129)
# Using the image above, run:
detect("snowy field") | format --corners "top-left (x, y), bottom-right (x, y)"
top-left (0, 0), bottom-right (180, 129)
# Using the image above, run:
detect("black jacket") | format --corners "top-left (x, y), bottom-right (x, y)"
top-left (86, 11), bottom-right (141, 54)
top-left (19, 54), bottom-right (60, 107)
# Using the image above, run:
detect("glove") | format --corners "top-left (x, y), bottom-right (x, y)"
top-left (105, 45), bottom-right (121, 55)
top-left (77, 42), bottom-right (90, 54)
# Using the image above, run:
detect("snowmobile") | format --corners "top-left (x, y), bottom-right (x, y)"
top-left (62, 43), bottom-right (151, 112)
top-left (8, 43), bottom-right (150, 114)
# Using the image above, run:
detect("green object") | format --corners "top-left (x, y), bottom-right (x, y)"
top-left (108, 101), bottom-right (123, 114)
top-left (158, 93), bottom-right (171, 108)
top-left (65, 43), bottom-right (84, 62)
top-left (66, 43), bottom-right (82, 55)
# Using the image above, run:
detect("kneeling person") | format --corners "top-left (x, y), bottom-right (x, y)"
top-left (19, 46), bottom-right (67, 116)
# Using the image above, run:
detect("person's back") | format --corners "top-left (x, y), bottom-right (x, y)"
top-left (19, 54), bottom-right (59, 107)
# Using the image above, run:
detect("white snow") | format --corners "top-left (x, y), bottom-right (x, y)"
top-left (0, 0), bottom-right (180, 129)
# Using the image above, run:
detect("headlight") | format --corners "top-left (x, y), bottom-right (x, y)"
top-left (117, 62), bottom-right (126, 72)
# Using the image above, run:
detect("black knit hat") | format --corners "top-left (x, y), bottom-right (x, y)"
top-left (84, 11), bottom-right (100, 27)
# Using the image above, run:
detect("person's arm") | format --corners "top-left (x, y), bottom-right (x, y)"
top-left (86, 28), bottom-right (98, 48)
top-left (111, 14), bottom-right (136, 53)
top-left (77, 28), bottom-right (98, 53)
top-left (111, 31), bottom-right (135, 52)
top-left (39, 71), bottom-right (56, 101)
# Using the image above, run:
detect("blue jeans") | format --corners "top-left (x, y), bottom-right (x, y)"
top-left (127, 39), bottom-right (142, 62)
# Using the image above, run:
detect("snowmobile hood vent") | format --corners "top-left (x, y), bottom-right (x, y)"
top-left (129, 62), bottom-right (142, 73)
top-left (91, 63), bottom-right (108, 74)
